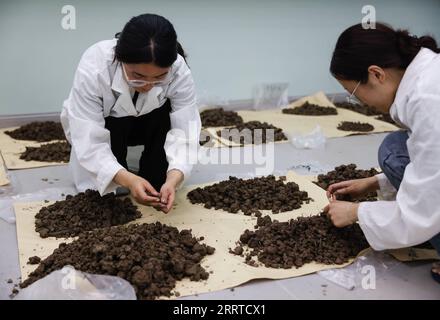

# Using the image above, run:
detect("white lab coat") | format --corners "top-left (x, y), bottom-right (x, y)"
top-left (61, 39), bottom-right (201, 195)
top-left (358, 48), bottom-right (440, 250)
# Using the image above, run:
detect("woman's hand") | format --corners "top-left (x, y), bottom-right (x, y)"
top-left (326, 176), bottom-right (379, 200)
top-left (158, 169), bottom-right (184, 214)
top-left (322, 200), bottom-right (360, 227)
top-left (114, 169), bottom-right (165, 209)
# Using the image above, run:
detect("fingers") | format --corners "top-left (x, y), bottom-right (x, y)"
top-left (166, 191), bottom-right (175, 212)
top-left (327, 181), bottom-right (351, 195)
top-left (142, 180), bottom-right (160, 198)
top-left (334, 186), bottom-right (351, 196)
top-left (322, 204), bottom-right (330, 213)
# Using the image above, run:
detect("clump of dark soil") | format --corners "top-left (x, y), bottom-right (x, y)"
top-left (375, 114), bottom-right (395, 124)
top-left (236, 213), bottom-right (369, 268)
top-left (5, 121), bottom-right (66, 142)
top-left (27, 256), bottom-right (41, 265)
top-left (21, 222), bottom-right (215, 300)
top-left (337, 121), bottom-right (374, 132)
top-left (334, 102), bottom-right (382, 116)
top-left (216, 121), bottom-right (287, 145)
top-left (187, 175), bottom-right (311, 216)
top-left (20, 141), bottom-right (71, 163)
top-left (35, 189), bottom-right (142, 238)
top-left (200, 108), bottom-right (244, 127)
top-left (282, 102), bottom-right (338, 116)
top-left (315, 164), bottom-right (379, 202)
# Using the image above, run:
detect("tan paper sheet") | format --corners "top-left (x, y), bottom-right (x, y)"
top-left (202, 92), bottom-right (398, 148)
top-left (0, 128), bottom-right (67, 170)
top-left (387, 248), bottom-right (440, 262)
top-left (0, 153), bottom-right (10, 186)
top-left (14, 171), bottom-right (368, 298)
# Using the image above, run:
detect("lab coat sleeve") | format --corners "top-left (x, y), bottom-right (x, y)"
top-left (358, 94), bottom-right (440, 250)
top-left (62, 65), bottom-right (124, 195)
top-left (375, 173), bottom-right (397, 200)
top-left (164, 59), bottom-right (201, 185)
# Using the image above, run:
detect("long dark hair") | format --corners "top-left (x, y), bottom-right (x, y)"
top-left (114, 13), bottom-right (186, 67)
top-left (330, 22), bottom-right (439, 82)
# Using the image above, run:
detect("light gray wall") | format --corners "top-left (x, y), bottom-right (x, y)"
top-left (1, 0), bottom-right (439, 115)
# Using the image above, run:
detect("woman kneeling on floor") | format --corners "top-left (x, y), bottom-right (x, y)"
top-left (324, 22), bottom-right (440, 283)
top-left (61, 14), bottom-right (200, 213)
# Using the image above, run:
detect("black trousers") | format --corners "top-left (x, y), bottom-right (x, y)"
top-left (104, 100), bottom-right (171, 191)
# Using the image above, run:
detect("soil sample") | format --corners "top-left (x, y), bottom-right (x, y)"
top-left (237, 213), bottom-right (369, 268)
top-left (282, 102), bottom-right (338, 116)
top-left (337, 121), bottom-right (374, 132)
top-left (21, 222), bottom-right (216, 300)
top-left (375, 114), bottom-right (395, 125)
top-left (5, 121), bottom-right (66, 142)
top-left (35, 189), bottom-right (142, 238)
top-left (216, 121), bottom-right (287, 145)
top-left (200, 108), bottom-right (244, 127)
top-left (187, 175), bottom-right (311, 216)
top-left (315, 164), bottom-right (379, 202)
top-left (20, 141), bottom-right (71, 163)
top-left (334, 102), bottom-right (382, 116)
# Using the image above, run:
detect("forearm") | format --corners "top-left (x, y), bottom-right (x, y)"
top-left (166, 169), bottom-right (184, 188)
top-left (113, 169), bottom-right (136, 188)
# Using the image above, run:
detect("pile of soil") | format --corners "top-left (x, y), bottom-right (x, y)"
top-left (337, 121), bottom-right (374, 132)
top-left (20, 141), bottom-right (71, 163)
top-left (35, 189), bottom-right (142, 238)
top-left (235, 213), bottom-right (368, 268)
top-left (5, 121), bottom-right (66, 142)
top-left (200, 108), bottom-right (244, 127)
top-left (315, 164), bottom-right (379, 202)
top-left (187, 175), bottom-right (311, 216)
top-left (334, 102), bottom-right (382, 116)
top-left (375, 114), bottom-right (395, 125)
top-left (282, 102), bottom-right (338, 116)
top-left (216, 121), bottom-right (287, 144)
top-left (21, 222), bottom-right (215, 300)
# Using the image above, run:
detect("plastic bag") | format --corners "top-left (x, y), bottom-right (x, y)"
top-left (14, 266), bottom-right (136, 300)
top-left (317, 250), bottom-right (401, 290)
top-left (252, 82), bottom-right (289, 110)
top-left (289, 161), bottom-right (334, 176)
top-left (0, 186), bottom-right (77, 224)
top-left (197, 90), bottom-right (231, 112)
top-left (288, 125), bottom-right (326, 149)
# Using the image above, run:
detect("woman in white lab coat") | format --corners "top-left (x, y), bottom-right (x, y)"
top-left (324, 22), bottom-right (440, 283)
top-left (61, 14), bottom-right (200, 213)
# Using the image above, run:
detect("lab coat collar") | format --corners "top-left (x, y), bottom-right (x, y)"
top-left (394, 48), bottom-right (437, 107)
top-left (111, 62), bottom-right (130, 95)
top-left (390, 48), bottom-right (437, 126)
top-left (110, 62), bottom-right (164, 115)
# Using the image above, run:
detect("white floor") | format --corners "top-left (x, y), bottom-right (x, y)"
top-left (1, 129), bottom-right (439, 299)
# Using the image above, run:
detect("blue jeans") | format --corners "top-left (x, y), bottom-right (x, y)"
top-left (378, 131), bottom-right (440, 254)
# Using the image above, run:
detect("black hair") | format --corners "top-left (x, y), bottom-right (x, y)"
top-left (114, 13), bottom-right (186, 67)
top-left (330, 22), bottom-right (439, 82)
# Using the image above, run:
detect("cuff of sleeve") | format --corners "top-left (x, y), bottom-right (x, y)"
top-left (167, 163), bottom-right (192, 189)
top-left (97, 161), bottom-right (125, 195)
top-left (375, 173), bottom-right (397, 200)
top-left (358, 202), bottom-right (386, 251)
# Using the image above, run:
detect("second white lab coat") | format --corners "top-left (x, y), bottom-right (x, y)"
top-left (61, 39), bottom-right (201, 195)
top-left (358, 48), bottom-right (440, 250)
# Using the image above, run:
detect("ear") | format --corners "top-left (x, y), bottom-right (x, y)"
top-left (367, 65), bottom-right (386, 84)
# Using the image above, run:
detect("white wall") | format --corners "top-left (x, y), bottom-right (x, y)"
top-left (1, 0), bottom-right (439, 115)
